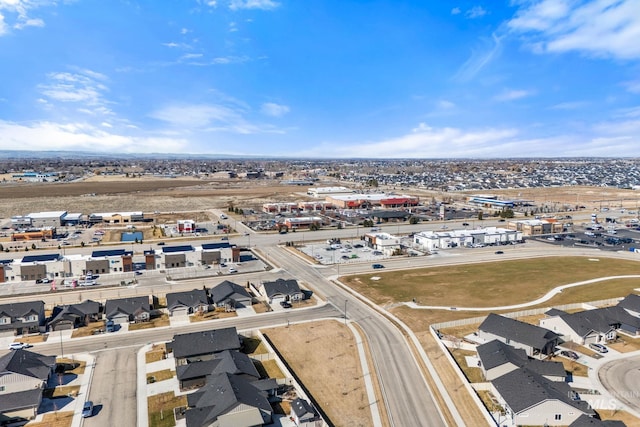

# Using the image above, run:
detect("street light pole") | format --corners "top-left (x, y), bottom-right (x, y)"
top-left (344, 300), bottom-right (348, 325)
top-left (59, 330), bottom-right (64, 358)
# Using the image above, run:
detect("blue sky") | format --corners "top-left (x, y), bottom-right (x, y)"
top-left (0, 0), bottom-right (639, 158)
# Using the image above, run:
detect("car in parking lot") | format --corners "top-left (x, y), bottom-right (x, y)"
top-left (560, 350), bottom-right (580, 360)
top-left (589, 343), bottom-right (608, 353)
top-left (495, 250), bottom-right (504, 254)
top-left (462, 222), bottom-right (469, 226)
top-left (372, 250), bottom-right (383, 256)
top-left (280, 301), bottom-right (292, 309)
top-left (82, 401), bottom-right (94, 418)
top-left (228, 267), bottom-right (238, 273)
top-left (35, 278), bottom-right (52, 284)
top-left (157, 242), bottom-right (165, 246)
top-left (372, 263), bottom-right (385, 269)
top-left (9, 342), bottom-right (32, 350)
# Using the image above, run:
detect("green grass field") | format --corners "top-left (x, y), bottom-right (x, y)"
top-left (343, 256), bottom-right (640, 308)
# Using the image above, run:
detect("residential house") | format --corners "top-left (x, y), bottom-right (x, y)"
top-left (540, 308), bottom-right (625, 345)
top-left (104, 296), bottom-right (151, 324)
top-left (617, 293), bottom-right (640, 317)
top-left (172, 327), bottom-right (241, 365)
top-left (184, 372), bottom-right (272, 427)
top-left (569, 414), bottom-right (626, 426)
top-left (176, 350), bottom-right (260, 390)
top-left (0, 300), bottom-right (45, 337)
top-left (259, 278), bottom-right (304, 305)
top-left (478, 313), bottom-right (560, 357)
top-left (47, 300), bottom-right (101, 331)
top-left (166, 289), bottom-right (210, 317)
top-left (491, 368), bottom-right (594, 426)
top-left (0, 349), bottom-right (56, 423)
top-left (290, 398), bottom-right (322, 427)
top-left (477, 340), bottom-right (566, 382)
top-left (210, 280), bottom-right (252, 311)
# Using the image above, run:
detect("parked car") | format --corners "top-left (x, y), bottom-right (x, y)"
top-left (35, 278), bottom-right (52, 284)
top-left (221, 237), bottom-right (229, 241)
top-left (9, 342), bottom-right (32, 350)
top-left (228, 267), bottom-right (238, 273)
top-left (280, 301), bottom-right (292, 309)
top-left (105, 320), bottom-right (116, 333)
top-left (462, 223), bottom-right (470, 226)
top-left (157, 242), bottom-right (165, 246)
top-left (82, 401), bottom-right (94, 418)
top-left (372, 263), bottom-right (385, 269)
top-left (495, 251), bottom-right (504, 255)
top-left (589, 343), bottom-right (608, 353)
top-left (560, 350), bottom-right (580, 360)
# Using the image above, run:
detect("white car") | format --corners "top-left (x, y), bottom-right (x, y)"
top-left (228, 268), bottom-right (238, 273)
top-left (9, 342), bottom-right (32, 350)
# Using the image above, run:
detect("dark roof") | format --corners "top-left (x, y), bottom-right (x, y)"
top-left (202, 242), bottom-right (232, 250)
top-left (477, 340), bottom-right (565, 378)
top-left (251, 378), bottom-right (278, 392)
top-left (0, 300), bottom-right (44, 318)
top-left (0, 349), bottom-right (55, 381)
top-left (185, 372), bottom-right (271, 427)
top-left (162, 245), bottom-right (194, 253)
top-left (569, 414), bottom-right (627, 427)
top-left (545, 308), bottom-right (568, 317)
top-left (209, 280), bottom-right (251, 304)
top-left (177, 359), bottom-right (220, 382)
top-left (0, 259), bottom-right (12, 265)
top-left (172, 327), bottom-right (241, 359)
top-left (48, 300), bottom-right (101, 327)
top-left (0, 388), bottom-right (43, 412)
top-left (618, 293), bottom-right (640, 312)
top-left (557, 307), bottom-right (631, 337)
top-left (262, 278), bottom-right (302, 298)
top-left (104, 296), bottom-right (150, 318)
top-left (212, 350), bottom-right (260, 379)
top-left (21, 253), bottom-right (61, 263)
top-left (479, 313), bottom-right (559, 350)
top-left (166, 289), bottom-right (209, 311)
top-left (91, 249), bottom-right (132, 257)
top-left (291, 398), bottom-right (319, 420)
top-left (492, 368), bottom-right (594, 415)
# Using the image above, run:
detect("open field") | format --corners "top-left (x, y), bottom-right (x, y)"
top-left (264, 320), bottom-right (374, 427)
top-left (342, 257), bottom-right (640, 307)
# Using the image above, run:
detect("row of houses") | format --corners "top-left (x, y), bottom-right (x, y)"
top-left (465, 298), bottom-right (640, 426)
top-left (0, 242), bottom-right (239, 283)
top-left (167, 327), bottom-right (322, 427)
top-left (0, 278), bottom-right (307, 336)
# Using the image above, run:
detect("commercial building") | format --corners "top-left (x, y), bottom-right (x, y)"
top-left (326, 193), bottom-right (419, 209)
top-left (507, 219), bottom-right (564, 236)
top-left (413, 227), bottom-right (523, 251)
top-left (306, 186), bottom-right (354, 198)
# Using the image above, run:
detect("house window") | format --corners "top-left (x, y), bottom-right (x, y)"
top-left (0, 317), bottom-right (9, 324)
top-left (555, 414), bottom-right (562, 420)
top-left (0, 385), bottom-right (5, 392)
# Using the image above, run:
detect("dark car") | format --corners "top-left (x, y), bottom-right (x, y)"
top-left (372, 263), bottom-right (385, 269)
top-left (280, 301), bottom-right (292, 309)
top-left (560, 350), bottom-right (580, 360)
top-left (462, 222), bottom-right (470, 226)
top-left (157, 242), bottom-right (165, 246)
top-left (495, 251), bottom-right (504, 254)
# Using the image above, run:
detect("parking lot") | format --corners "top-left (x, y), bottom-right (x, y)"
top-left (299, 237), bottom-right (423, 266)
top-left (533, 223), bottom-right (640, 252)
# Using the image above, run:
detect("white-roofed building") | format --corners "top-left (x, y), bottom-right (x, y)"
top-left (26, 211), bottom-right (67, 228)
top-left (306, 186), bottom-right (354, 198)
top-left (363, 232), bottom-right (401, 255)
top-left (413, 227), bottom-right (523, 251)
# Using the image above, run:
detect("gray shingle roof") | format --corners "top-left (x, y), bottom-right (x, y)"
top-left (0, 349), bottom-right (55, 381)
top-left (185, 372), bottom-right (271, 427)
top-left (492, 368), bottom-right (593, 415)
top-left (0, 388), bottom-right (43, 412)
top-left (477, 340), bottom-right (565, 378)
top-left (166, 289), bottom-right (209, 312)
top-left (556, 306), bottom-right (637, 337)
top-left (569, 414), bottom-right (627, 427)
top-left (262, 278), bottom-right (301, 299)
top-left (0, 300), bottom-right (44, 318)
top-left (176, 359), bottom-right (220, 382)
top-left (104, 296), bottom-right (150, 318)
top-left (618, 293), bottom-right (640, 313)
top-left (479, 313), bottom-right (559, 350)
top-left (172, 327), bottom-right (241, 359)
top-left (209, 280), bottom-right (251, 304)
top-left (176, 350), bottom-right (259, 382)
top-left (291, 398), bottom-right (319, 420)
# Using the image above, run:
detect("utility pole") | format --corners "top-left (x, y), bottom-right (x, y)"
top-left (344, 300), bottom-right (348, 325)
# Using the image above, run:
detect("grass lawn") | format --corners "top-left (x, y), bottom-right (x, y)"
top-left (147, 369), bottom-right (175, 383)
top-left (146, 343), bottom-right (167, 363)
top-left (549, 356), bottom-right (588, 377)
top-left (17, 334), bottom-right (47, 344)
top-left (25, 411), bottom-right (73, 427)
top-left (254, 359), bottom-right (284, 379)
top-left (475, 390), bottom-right (504, 414)
top-left (129, 315), bottom-right (170, 331)
top-left (342, 257), bottom-right (640, 307)
top-left (43, 385), bottom-right (80, 399)
top-left (71, 321), bottom-right (106, 338)
top-left (189, 310), bottom-right (236, 322)
top-left (242, 336), bottom-right (268, 355)
top-left (148, 392), bottom-right (187, 427)
top-left (264, 320), bottom-right (374, 427)
top-left (607, 336), bottom-right (640, 352)
top-left (449, 349), bottom-right (483, 383)
top-left (252, 301), bottom-right (271, 313)
top-left (56, 358), bottom-right (86, 375)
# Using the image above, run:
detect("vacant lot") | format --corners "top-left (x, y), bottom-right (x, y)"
top-left (342, 257), bottom-right (640, 307)
top-left (264, 320), bottom-right (374, 427)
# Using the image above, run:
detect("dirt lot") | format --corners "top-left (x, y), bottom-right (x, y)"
top-left (264, 320), bottom-right (375, 427)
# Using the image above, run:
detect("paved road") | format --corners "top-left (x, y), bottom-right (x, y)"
top-left (598, 355), bottom-right (640, 414)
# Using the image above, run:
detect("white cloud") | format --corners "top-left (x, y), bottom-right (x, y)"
top-left (39, 70), bottom-right (108, 106)
top-left (229, 0), bottom-right (280, 11)
top-left (260, 102), bottom-right (289, 117)
top-left (0, 13), bottom-right (7, 35)
top-left (550, 101), bottom-right (588, 110)
top-left (437, 100), bottom-right (456, 109)
top-left (466, 6), bottom-right (487, 19)
top-left (453, 32), bottom-right (503, 82)
top-left (162, 42), bottom-right (192, 49)
top-left (493, 89), bottom-right (534, 102)
top-left (211, 55), bottom-right (249, 64)
top-left (13, 17), bottom-right (43, 29)
top-left (624, 80), bottom-right (640, 94)
top-left (0, 0), bottom-right (51, 36)
top-left (0, 120), bottom-right (188, 153)
top-left (508, 0), bottom-right (640, 59)
top-left (451, 7), bottom-right (461, 15)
